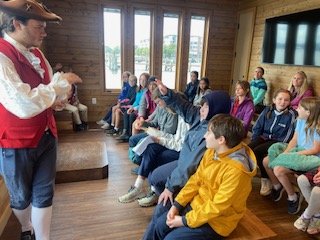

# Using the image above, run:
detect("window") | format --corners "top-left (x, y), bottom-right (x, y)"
top-left (103, 8), bottom-right (122, 89)
top-left (315, 25), bottom-right (320, 66)
top-left (134, 10), bottom-right (151, 78)
top-left (274, 24), bottom-right (288, 64)
top-left (294, 24), bottom-right (308, 65)
top-left (187, 16), bottom-right (205, 82)
top-left (162, 13), bottom-right (179, 89)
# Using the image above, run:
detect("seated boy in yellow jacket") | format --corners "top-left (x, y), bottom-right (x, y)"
top-left (154, 114), bottom-right (257, 239)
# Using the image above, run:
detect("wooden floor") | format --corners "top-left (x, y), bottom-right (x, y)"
top-left (0, 126), bottom-right (319, 240)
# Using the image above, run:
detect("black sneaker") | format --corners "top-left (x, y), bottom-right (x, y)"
top-left (106, 128), bottom-right (118, 135)
top-left (271, 186), bottom-right (284, 202)
top-left (288, 192), bottom-right (304, 215)
top-left (20, 231), bottom-right (35, 240)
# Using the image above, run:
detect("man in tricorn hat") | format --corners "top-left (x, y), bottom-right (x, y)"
top-left (0, 1), bottom-right (79, 239)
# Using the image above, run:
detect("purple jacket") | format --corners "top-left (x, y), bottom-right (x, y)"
top-left (290, 88), bottom-right (313, 109)
top-left (230, 97), bottom-right (254, 133)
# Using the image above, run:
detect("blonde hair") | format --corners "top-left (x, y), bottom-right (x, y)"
top-left (288, 71), bottom-right (309, 97)
top-left (299, 97), bottom-right (320, 138)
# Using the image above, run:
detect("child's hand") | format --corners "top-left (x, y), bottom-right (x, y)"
top-left (166, 215), bottom-right (183, 228)
top-left (127, 108), bottom-right (134, 114)
top-left (313, 170), bottom-right (320, 184)
top-left (135, 118), bottom-right (145, 130)
top-left (158, 188), bottom-right (174, 206)
top-left (167, 206), bottom-right (178, 221)
top-left (155, 79), bottom-right (168, 95)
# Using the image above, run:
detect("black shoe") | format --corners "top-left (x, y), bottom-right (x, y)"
top-left (116, 133), bottom-right (130, 142)
top-left (288, 192), bottom-right (304, 215)
top-left (21, 231), bottom-right (35, 240)
top-left (75, 124), bottom-right (85, 131)
top-left (271, 186), bottom-right (284, 202)
top-left (81, 122), bottom-right (88, 130)
top-left (106, 128), bottom-right (119, 135)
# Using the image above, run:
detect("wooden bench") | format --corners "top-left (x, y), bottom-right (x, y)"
top-left (54, 110), bottom-right (74, 131)
top-left (56, 141), bottom-right (109, 183)
top-left (228, 209), bottom-right (276, 239)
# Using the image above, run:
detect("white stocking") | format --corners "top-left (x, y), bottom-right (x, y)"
top-left (12, 204), bottom-right (33, 233)
top-left (31, 206), bottom-right (52, 240)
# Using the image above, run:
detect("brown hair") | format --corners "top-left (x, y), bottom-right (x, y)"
top-left (235, 80), bottom-right (251, 98)
top-left (208, 114), bottom-right (245, 148)
top-left (299, 97), bottom-right (320, 138)
top-left (266, 88), bottom-right (292, 119)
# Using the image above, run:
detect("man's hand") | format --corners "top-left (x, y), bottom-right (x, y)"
top-left (62, 72), bottom-right (82, 84)
top-left (158, 188), bottom-right (173, 206)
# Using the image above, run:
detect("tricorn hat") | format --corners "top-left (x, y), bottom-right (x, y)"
top-left (0, 0), bottom-right (62, 22)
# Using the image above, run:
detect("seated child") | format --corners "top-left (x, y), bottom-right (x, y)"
top-left (107, 74), bottom-right (137, 135)
top-left (192, 77), bottom-right (212, 106)
top-left (248, 89), bottom-right (296, 197)
top-left (153, 114), bottom-right (257, 240)
top-left (263, 97), bottom-right (320, 215)
top-left (65, 83), bottom-right (88, 131)
top-left (250, 66), bottom-right (267, 113)
top-left (294, 167), bottom-right (320, 234)
top-left (230, 80), bottom-right (254, 135)
top-left (97, 71), bottom-right (131, 129)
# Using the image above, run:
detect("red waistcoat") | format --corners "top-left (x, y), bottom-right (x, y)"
top-left (0, 38), bottom-right (57, 148)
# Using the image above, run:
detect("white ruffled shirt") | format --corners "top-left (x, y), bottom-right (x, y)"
top-left (0, 33), bottom-right (69, 119)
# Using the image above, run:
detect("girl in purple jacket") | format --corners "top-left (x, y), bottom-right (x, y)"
top-left (230, 80), bottom-right (254, 135)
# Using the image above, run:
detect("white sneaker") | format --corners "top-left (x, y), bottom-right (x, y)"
top-left (294, 215), bottom-right (310, 232)
top-left (101, 123), bottom-right (111, 129)
top-left (118, 186), bottom-right (146, 203)
top-left (138, 191), bottom-right (158, 207)
top-left (96, 119), bottom-right (107, 125)
top-left (307, 217), bottom-right (320, 234)
top-left (260, 178), bottom-right (272, 196)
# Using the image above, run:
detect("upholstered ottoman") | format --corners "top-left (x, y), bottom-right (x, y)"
top-left (56, 141), bottom-right (108, 183)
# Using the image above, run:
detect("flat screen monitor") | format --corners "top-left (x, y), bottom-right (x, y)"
top-left (262, 8), bottom-right (320, 67)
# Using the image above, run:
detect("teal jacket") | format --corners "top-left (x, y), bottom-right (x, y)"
top-left (250, 78), bottom-right (267, 105)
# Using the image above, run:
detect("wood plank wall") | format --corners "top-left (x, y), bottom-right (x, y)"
top-left (43, 0), bottom-right (238, 122)
top-left (239, 0), bottom-right (320, 105)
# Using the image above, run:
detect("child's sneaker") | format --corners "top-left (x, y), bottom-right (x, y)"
top-left (101, 123), bottom-right (112, 130)
top-left (307, 217), bottom-right (320, 234)
top-left (118, 186), bottom-right (146, 203)
top-left (294, 215), bottom-right (310, 231)
top-left (271, 186), bottom-right (284, 202)
top-left (138, 191), bottom-right (158, 207)
top-left (260, 178), bottom-right (272, 196)
top-left (96, 119), bottom-right (107, 125)
top-left (288, 192), bottom-right (304, 215)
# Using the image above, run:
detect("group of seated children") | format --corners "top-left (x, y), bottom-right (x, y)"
top-left (98, 67), bottom-right (320, 238)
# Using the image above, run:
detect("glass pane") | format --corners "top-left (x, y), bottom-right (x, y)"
top-left (274, 23), bottom-right (288, 64)
top-left (135, 10), bottom-right (151, 78)
top-left (315, 25), bottom-right (320, 66)
top-left (294, 24), bottom-right (308, 65)
top-left (103, 8), bottom-right (122, 89)
top-left (162, 13), bottom-right (179, 89)
top-left (187, 16), bottom-right (205, 82)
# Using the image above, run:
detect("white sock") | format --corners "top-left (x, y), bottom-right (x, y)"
top-left (12, 204), bottom-right (33, 233)
top-left (32, 206), bottom-right (52, 240)
top-left (288, 193), bottom-right (297, 202)
top-left (114, 127), bottom-right (119, 131)
top-left (134, 177), bottom-right (144, 189)
top-left (303, 211), bottom-right (312, 219)
top-left (273, 184), bottom-right (282, 190)
top-left (151, 185), bottom-right (156, 193)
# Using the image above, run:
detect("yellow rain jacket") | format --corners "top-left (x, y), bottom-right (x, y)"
top-left (174, 142), bottom-right (257, 237)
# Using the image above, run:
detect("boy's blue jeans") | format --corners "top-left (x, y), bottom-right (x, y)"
top-left (0, 130), bottom-right (57, 210)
